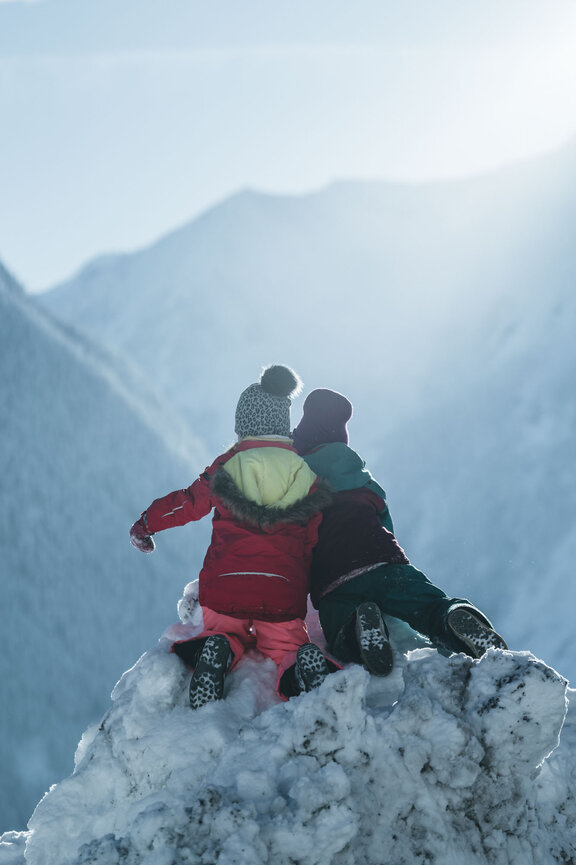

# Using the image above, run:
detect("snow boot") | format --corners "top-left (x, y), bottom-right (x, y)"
top-left (295, 643), bottom-right (331, 692)
top-left (189, 634), bottom-right (232, 710)
top-left (446, 607), bottom-right (508, 659)
top-left (355, 601), bottom-right (394, 676)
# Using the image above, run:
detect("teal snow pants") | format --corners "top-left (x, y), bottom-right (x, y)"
top-left (317, 563), bottom-right (480, 659)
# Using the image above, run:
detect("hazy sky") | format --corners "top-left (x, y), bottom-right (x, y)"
top-left (1, 0), bottom-right (576, 290)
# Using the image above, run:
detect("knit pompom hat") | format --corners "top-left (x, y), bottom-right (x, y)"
top-left (292, 388), bottom-right (353, 455)
top-left (235, 365), bottom-right (302, 439)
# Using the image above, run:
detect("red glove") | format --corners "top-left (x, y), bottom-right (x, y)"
top-left (130, 517), bottom-right (156, 553)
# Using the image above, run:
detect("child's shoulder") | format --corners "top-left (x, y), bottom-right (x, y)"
top-left (302, 440), bottom-right (351, 457)
top-left (302, 442), bottom-right (368, 489)
top-left (304, 441), bottom-right (362, 467)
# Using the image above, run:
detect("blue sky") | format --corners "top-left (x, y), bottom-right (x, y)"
top-left (1, 0), bottom-right (576, 290)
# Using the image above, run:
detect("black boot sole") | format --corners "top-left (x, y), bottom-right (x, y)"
top-left (189, 634), bottom-right (231, 709)
top-left (295, 643), bottom-right (330, 692)
top-left (447, 609), bottom-right (508, 659)
top-left (355, 602), bottom-right (394, 677)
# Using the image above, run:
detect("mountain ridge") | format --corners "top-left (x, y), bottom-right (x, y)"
top-left (0, 274), bottom-right (209, 832)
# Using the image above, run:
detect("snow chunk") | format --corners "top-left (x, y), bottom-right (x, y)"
top-left (465, 649), bottom-right (568, 774)
top-left (7, 647), bottom-right (574, 865)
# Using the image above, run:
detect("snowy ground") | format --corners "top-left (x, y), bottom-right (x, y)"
top-left (1, 589), bottom-right (574, 865)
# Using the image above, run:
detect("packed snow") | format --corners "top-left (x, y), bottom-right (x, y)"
top-left (1, 584), bottom-right (574, 865)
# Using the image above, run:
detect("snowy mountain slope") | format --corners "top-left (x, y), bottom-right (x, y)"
top-left (0, 279), bottom-right (210, 832)
top-left (368, 156), bottom-right (576, 678)
top-left (39, 141), bottom-right (576, 444)
top-left (0, 618), bottom-right (573, 865)
top-left (38, 142), bottom-right (576, 679)
top-left (0, 260), bottom-right (23, 296)
top-left (35, 174), bottom-right (514, 443)
top-left (380, 287), bottom-right (576, 674)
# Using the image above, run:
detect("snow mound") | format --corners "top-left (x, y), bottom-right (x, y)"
top-left (2, 641), bottom-right (574, 865)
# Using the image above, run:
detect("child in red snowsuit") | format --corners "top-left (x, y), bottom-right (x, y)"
top-left (130, 366), bottom-right (335, 708)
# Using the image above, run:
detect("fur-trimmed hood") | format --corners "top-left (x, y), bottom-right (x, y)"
top-left (211, 467), bottom-right (332, 530)
top-left (136, 439), bottom-right (331, 621)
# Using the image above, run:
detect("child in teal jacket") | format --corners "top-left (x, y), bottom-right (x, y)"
top-left (292, 388), bottom-right (507, 675)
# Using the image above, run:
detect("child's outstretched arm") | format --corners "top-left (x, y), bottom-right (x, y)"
top-left (129, 469), bottom-right (214, 553)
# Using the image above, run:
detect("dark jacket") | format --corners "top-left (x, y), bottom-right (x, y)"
top-left (300, 443), bottom-right (409, 606)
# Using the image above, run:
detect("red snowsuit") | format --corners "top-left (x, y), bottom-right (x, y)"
top-left (139, 438), bottom-right (332, 683)
top-left (143, 439), bottom-right (330, 620)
